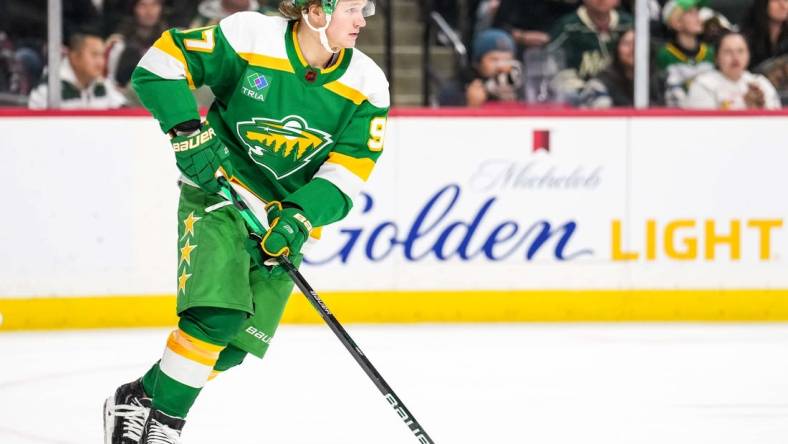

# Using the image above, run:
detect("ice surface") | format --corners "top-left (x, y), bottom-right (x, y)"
top-left (2, 323), bottom-right (788, 443)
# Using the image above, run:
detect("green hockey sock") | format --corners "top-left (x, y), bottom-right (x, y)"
top-left (148, 307), bottom-right (246, 418)
top-left (141, 363), bottom-right (159, 396)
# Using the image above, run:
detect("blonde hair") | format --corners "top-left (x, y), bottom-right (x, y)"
top-left (279, 0), bottom-right (322, 20)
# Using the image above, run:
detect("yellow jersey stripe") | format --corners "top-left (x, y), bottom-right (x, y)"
top-left (153, 31), bottom-right (196, 89)
top-left (239, 52), bottom-right (294, 73)
top-left (321, 49), bottom-right (346, 74)
top-left (697, 44), bottom-right (707, 62)
top-left (323, 81), bottom-right (367, 105)
top-left (326, 152), bottom-right (375, 181)
top-left (665, 43), bottom-right (688, 63)
top-left (291, 22), bottom-right (309, 67)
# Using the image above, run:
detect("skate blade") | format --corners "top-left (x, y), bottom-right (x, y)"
top-left (103, 395), bottom-right (115, 444)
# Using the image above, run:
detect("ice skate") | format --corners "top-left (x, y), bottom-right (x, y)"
top-left (104, 379), bottom-right (151, 444)
top-left (140, 408), bottom-right (185, 444)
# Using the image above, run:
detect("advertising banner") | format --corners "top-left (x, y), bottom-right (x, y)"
top-left (1, 112), bottom-right (787, 327)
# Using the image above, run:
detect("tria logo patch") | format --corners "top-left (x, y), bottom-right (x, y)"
top-left (247, 73), bottom-right (269, 90)
top-left (242, 72), bottom-right (271, 102)
top-left (237, 115), bottom-right (333, 179)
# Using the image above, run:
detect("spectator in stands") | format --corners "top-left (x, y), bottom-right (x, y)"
top-left (163, 0), bottom-right (202, 28)
top-left (686, 31), bottom-right (781, 109)
top-left (467, 28), bottom-right (524, 107)
top-left (742, 0), bottom-right (788, 70)
top-left (699, 7), bottom-right (736, 47)
top-left (438, 28), bottom-right (523, 107)
top-left (1, 0), bottom-right (101, 95)
top-left (0, 31), bottom-right (27, 97)
top-left (580, 28), bottom-right (662, 107)
top-left (103, 0), bottom-right (201, 34)
top-left (656, 0), bottom-right (715, 107)
top-left (547, 0), bottom-right (633, 103)
top-left (28, 31), bottom-right (126, 109)
top-left (756, 54), bottom-right (788, 105)
top-left (493, 0), bottom-right (581, 49)
top-left (190, 0), bottom-right (278, 27)
top-left (106, 0), bottom-right (168, 91)
top-left (0, 33), bottom-right (15, 94)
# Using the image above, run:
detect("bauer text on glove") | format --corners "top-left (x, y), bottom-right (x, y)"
top-left (170, 120), bottom-right (229, 193)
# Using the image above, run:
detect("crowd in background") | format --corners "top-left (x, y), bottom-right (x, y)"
top-left (434, 0), bottom-right (787, 109)
top-left (0, 0), bottom-right (280, 108)
top-left (0, 0), bottom-right (785, 110)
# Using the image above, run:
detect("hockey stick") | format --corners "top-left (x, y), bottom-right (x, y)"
top-left (216, 177), bottom-right (435, 444)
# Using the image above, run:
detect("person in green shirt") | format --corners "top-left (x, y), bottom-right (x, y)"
top-left (547, 0), bottom-right (633, 103)
top-left (103, 1), bottom-right (387, 443)
top-left (656, 0), bottom-right (716, 107)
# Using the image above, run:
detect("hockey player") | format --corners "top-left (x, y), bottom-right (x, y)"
top-left (103, 1), bottom-right (388, 442)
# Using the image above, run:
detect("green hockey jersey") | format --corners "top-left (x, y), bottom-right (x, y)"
top-left (656, 41), bottom-right (715, 107)
top-left (548, 6), bottom-right (633, 80)
top-left (132, 12), bottom-right (390, 227)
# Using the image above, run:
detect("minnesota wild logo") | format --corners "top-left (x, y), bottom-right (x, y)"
top-left (236, 115), bottom-right (333, 179)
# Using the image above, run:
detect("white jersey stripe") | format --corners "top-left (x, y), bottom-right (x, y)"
top-left (314, 162), bottom-right (365, 207)
top-left (159, 346), bottom-right (214, 388)
top-left (220, 12), bottom-right (289, 60)
top-left (137, 46), bottom-right (188, 80)
top-left (333, 50), bottom-right (390, 109)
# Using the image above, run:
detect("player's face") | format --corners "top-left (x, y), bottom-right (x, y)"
top-left (134, 0), bottom-right (162, 28)
top-left (478, 50), bottom-right (514, 78)
top-left (717, 34), bottom-right (749, 81)
top-left (768, 0), bottom-right (788, 23)
top-left (327, 0), bottom-right (368, 49)
top-left (70, 36), bottom-right (106, 83)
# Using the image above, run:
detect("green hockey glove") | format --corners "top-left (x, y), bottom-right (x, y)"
top-left (243, 233), bottom-right (284, 277)
top-left (170, 120), bottom-right (229, 193)
top-left (244, 233), bottom-right (302, 278)
top-left (260, 201), bottom-right (312, 259)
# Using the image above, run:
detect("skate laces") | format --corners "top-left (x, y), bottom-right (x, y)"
top-left (110, 398), bottom-right (149, 439)
top-left (146, 418), bottom-right (182, 444)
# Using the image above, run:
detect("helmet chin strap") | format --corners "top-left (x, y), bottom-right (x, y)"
top-left (301, 11), bottom-right (340, 54)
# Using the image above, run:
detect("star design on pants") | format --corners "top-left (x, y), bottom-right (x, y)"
top-left (181, 212), bottom-right (202, 239)
top-left (178, 269), bottom-right (192, 294)
top-left (179, 239), bottom-right (198, 267)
